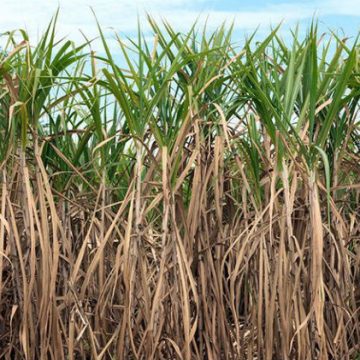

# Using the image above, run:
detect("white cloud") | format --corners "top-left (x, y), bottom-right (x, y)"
top-left (0, 0), bottom-right (358, 50)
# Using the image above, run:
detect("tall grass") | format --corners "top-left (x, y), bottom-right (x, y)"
top-left (0, 14), bottom-right (359, 359)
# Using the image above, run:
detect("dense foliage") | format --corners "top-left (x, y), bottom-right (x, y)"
top-left (0, 13), bottom-right (359, 359)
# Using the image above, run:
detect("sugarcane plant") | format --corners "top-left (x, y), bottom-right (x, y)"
top-left (0, 13), bottom-right (359, 360)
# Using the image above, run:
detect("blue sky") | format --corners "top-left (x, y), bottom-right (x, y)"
top-left (1, 0), bottom-right (359, 48)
